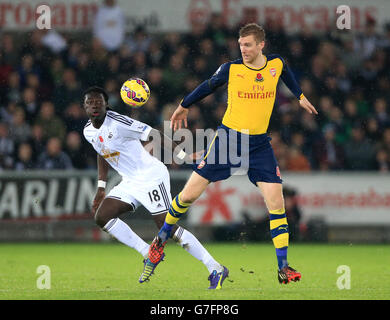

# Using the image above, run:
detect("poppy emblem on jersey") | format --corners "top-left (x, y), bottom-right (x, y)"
top-left (270, 68), bottom-right (276, 77)
top-left (276, 166), bottom-right (281, 178)
top-left (197, 160), bottom-right (206, 169)
top-left (99, 136), bottom-right (104, 142)
top-left (255, 73), bottom-right (264, 82)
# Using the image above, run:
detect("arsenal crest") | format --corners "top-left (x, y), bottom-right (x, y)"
top-left (270, 68), bottom-right (276, 77)
top-left (255, 73), bottom-right (264, 82)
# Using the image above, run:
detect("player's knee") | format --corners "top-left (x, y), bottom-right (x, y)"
top-left (179, 191), bottom-right (197, 204)
top-left (266, 197), bottom-right (284, 212)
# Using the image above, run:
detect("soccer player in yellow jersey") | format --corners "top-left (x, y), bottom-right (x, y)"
top-left (140, 23), bottom-right (318, 288)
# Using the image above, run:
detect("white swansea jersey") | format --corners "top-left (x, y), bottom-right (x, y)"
top-left (83, 110), bottom-right (167, 183)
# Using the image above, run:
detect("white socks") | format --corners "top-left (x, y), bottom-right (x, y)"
top-left (103, 218), bottom-right (149, 258)
top-left (103, 219), bottom-right (223, 274)
top-left (173, 227), bottom-right (223, 274)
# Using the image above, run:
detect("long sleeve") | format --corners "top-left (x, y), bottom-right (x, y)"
top-left (279, 57), bottom-right (303, 99)
top-left (181, 62), bottom-right (230, 108)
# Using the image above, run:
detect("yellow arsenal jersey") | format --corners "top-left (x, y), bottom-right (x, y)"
top-left (181, 54), bottom-right (303, 135)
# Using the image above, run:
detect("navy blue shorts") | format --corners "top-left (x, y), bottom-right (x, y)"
top-left (193, 124), bottom-right (282, 186)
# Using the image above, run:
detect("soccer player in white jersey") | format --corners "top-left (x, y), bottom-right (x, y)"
top-left (82, 86), bottom-right (227, 288)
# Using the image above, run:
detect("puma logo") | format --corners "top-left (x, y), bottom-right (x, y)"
top-left (237, 74), bottom-right (245, 79)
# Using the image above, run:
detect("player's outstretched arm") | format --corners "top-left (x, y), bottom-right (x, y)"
top-left (299, 95), bottom-right (318, 115)
top-left (171, 62), bottom-right (229, 131)
top-left (170, 104), bottom-right (189, 131)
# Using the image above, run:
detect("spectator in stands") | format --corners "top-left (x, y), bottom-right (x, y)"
top-left (105, 54), bottom-right (121, 80)
top-left (65, 131), bottom-right (88, 169)
top-left (146, 67), bottom-right (165, 106)
top-left (354, 18), bottom-right (381, 59)
top-left (66, 41), bottom-right (82, 69)
top-left (20, 87), bottom-right (39, 124)
top-left (132, 51), bottom-right (148, 79)
top-left (9, 107), bottom-right (31, 144)
top-left (137, 95), bottom-right (160, 128)
top-left (93, 0), bottom-right (125, 52)
top-left (147, 41), bottom-right (164, 68)
top-left (334, 61), bottom-right (352, 94)
top-left (49, 58), bottom-right (65, 87)
top-left (160, 32), bottom-right (181, 64)
top-left (344, 124), bottom-right (376, 170)
top-left (344, 98), bottom-right (361, 127)
top-left (192, 56), bottom-right (211, 80)
top-left (63, 102), bottom-right (87, 135)
top-left (366, 117), bottom-right (382, 143)
top-left (375, 149), bottom-right (389, 172)
top-left (162, 54), bottom-right (189, 102)
top-left (53, 68), bottom-right (82, 110)
top-left (183, 22), bottom-right (207, 56)
top-left (0, 122), bottom-right (14, 170)
top-left (374, 97), bottom-right (389, 129)
top-left (225, 36), bottom-right (241, 60)
top-left (378, 128), bottom-right (390, 155)
top-left (0, 51), bottom-right (13, 90)
top-left (0, 33), bottom-right (18, 67)
top-left (286, 146), bottom-right (311, 172)
top-left (35, 101), bottom-right (66, 142)
top-left (75, 52), bottom-right (96, 88)
top-left (286, 38), bottom-right (307, 78)
top-left (313, 124), bottom-right (345, 170)
top-left (14, 143), bottom-right (35, 170)
top-left (0, 102), bottom-right (17, 125)
top-left (17, 54), bottom-right (41, 88)
top-left (28, 124), bottom-right (46, 162)
top-left (4, 72), bottom-right (21, 104)
top-left (205, 13), bottom-right (231, 46)
top-left (126, 26), bottom-right (152, 53)
top-left (198, 38), bottom-right (218, 73)
top-left (290, 132), bottom-right (309, 156)
top-left (103, 79), bottom-right (121, 108)
top-left (299, 112), bottom-right (322, 168)
top-left (37, 137), bottom-right (73, 170)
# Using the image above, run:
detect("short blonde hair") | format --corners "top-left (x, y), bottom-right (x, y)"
top-left (239, 23), bottom-right (265, 43)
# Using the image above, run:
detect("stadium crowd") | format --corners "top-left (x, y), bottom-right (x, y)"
top-left (1, 8), bottom-right (390, 172)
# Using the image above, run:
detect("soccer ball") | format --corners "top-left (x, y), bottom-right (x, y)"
top-left (120, 78), bottom-right (150, 108)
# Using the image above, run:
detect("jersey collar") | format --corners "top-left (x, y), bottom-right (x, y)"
top-left (243, 55), bottom-right (268, 71)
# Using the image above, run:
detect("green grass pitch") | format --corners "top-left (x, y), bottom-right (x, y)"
top-left (0, 242), bottom-right (389, 300)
